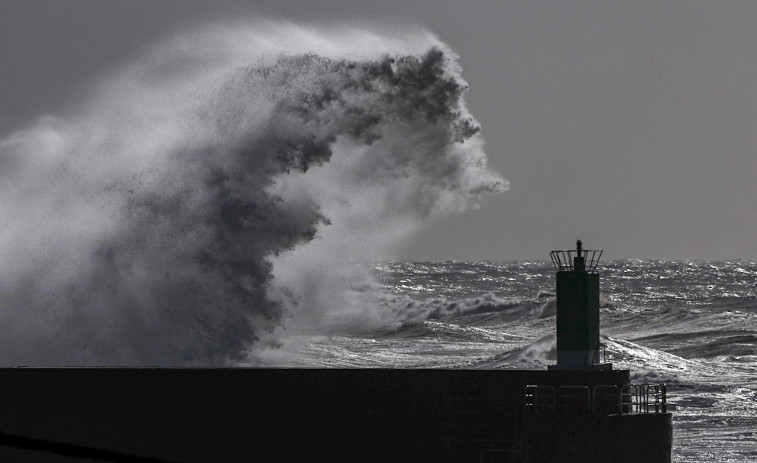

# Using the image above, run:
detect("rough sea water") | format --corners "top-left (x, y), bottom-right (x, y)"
top-left (268, 260), bottom-right (757, 463)
top-left (0, 20), bottom-right (754, 462)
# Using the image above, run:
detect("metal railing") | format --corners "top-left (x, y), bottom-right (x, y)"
top-left (524, 383), bottom-right (667, 416)
top-left (524, 385), bottom-right (556, 414)
top-left (592, 385), bottom-right (622, 415)
top-left (557, 386), bottom-right (590, 414)
top-left (550, 249), bottom-right (603, 273)
top-left (623, 384), bottom-right (667, 414)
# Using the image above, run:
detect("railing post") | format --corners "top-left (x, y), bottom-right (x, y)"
top-left (654, 385), bottom-right (660, 414)
top-left (661, 384), bottom-right (667, 413)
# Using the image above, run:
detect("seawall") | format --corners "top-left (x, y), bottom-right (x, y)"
top-left (0, 367), bottom-right (666, 462)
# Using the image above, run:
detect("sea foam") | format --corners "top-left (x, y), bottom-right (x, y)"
top-left (0, 21), bottom-right (506, 365)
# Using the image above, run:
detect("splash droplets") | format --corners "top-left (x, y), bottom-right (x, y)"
top-left (0, 22), bottom-right (506, 365)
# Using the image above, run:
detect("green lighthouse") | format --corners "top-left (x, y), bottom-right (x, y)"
top-left (548, 240), bottom-right (610, 370)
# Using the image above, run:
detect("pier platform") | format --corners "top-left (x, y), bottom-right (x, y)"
top-left (0, 367), bottom-right (670, 462)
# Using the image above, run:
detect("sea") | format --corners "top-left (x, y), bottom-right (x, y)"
top-left (273, 259), bottom-right (757, 463)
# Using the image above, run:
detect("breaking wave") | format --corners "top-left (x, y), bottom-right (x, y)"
top-left (0, 21), bottom-right (506, 365)
top-left (377, 292), bottom-right (537, 325)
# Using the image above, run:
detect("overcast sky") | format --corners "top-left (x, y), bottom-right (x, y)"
top-left (2, 1), bottom-right (757, 261)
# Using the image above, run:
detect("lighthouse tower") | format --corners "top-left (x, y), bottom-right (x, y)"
top-left (521, 241), bottom-right (671, 463)
top-left (548, 240), bottom-right (610, 370)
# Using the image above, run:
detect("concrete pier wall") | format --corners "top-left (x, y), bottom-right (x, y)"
top-left (0, 368), bottom-right (657, 462)
top-left (521, 412), bottom-right (673, 463)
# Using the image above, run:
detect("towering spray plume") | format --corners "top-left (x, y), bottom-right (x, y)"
top-left (0, 22), bottom-right (506, 365)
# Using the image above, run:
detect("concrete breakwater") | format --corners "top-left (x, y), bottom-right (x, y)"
top-left (0, 367), bottom-right (670, 462)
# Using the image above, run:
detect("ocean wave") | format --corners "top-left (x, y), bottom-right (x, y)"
top-left (377, 292), bottom-right (539, 325)
top-left (628, 331), bottom-right (757, 359)
top-left (0, 21), bottom-right (505, 365)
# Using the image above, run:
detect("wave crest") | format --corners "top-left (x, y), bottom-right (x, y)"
top-left (0, 22), bottom-right (506, 365)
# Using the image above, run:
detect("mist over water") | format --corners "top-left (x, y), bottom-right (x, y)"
top-left (0, 22), bottom-right (506, 365)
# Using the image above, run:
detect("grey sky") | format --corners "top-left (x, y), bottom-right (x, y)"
top-left (2, 1), bottom-right (756, 261)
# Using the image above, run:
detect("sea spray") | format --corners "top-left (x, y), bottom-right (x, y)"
top-left (0, 22), bottom-right (506, 365)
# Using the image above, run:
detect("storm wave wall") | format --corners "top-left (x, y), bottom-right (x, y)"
top-left (0, 22), bottom-right (506, 365)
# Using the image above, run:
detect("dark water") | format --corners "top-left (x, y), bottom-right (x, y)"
top-left (272, 260), bottom-right (757, 463)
